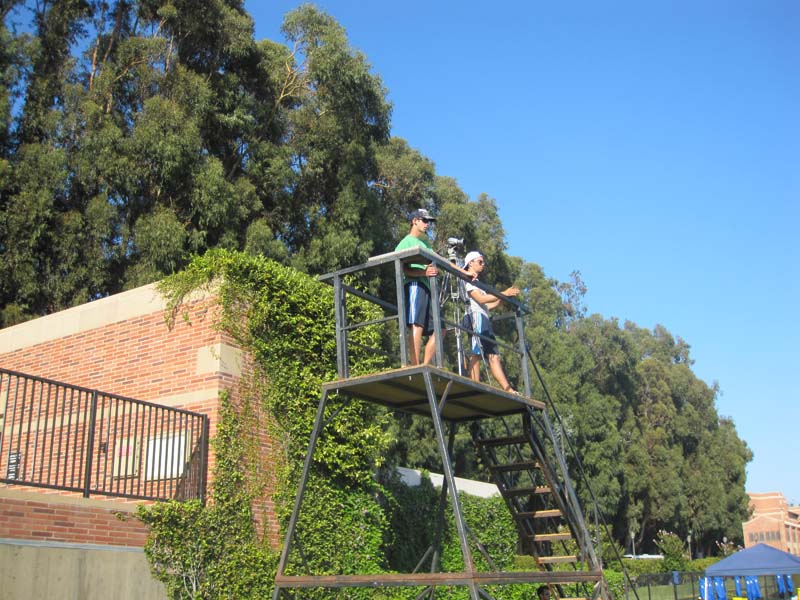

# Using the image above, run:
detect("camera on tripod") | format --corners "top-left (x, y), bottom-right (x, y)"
top-left (446, 237), bottom-right (465, 263)
top-left (438, 236), bottom-right (471, 374)
top-left (440, 237), bottom-right (469, 307)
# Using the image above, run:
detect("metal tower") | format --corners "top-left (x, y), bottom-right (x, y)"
top-left (272, 248), bottom-right (610, 600)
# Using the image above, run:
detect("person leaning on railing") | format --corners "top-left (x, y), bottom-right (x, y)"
top-left (463, 250), bottom-right (521, 394)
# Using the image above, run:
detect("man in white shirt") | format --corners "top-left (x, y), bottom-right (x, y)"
top-left (463, 250), bottom-right (521, 393)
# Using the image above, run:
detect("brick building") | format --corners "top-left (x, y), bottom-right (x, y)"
top-left (0, 282), bottom-right (280, 551)
top-left (743, 491), bottom-right (800, 555)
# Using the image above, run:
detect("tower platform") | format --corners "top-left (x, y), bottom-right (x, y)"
top-left (323, 364), bottom-right (544, 421)
top-left (274, 366), bottom-right (606, 599)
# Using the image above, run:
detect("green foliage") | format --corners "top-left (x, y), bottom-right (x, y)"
top-left (386, 473), bottom-right (520, 576)
top-left (689, 556), bottom-right (721, 572)
top-left (1, 1), bottom-right (393, 322)
top-left (279, 3), bottom-right (392, 274)
top-left (620, 557), bottom-right (672, 578)
top-left (603, 570), bottom-right (626, 600)
top-left (384, 414), bottom-right (481, 483)
top-left (157, 249), bottom-right (394, 595)
top-left (381, 472), bottom-right (534, 600)
top-left (137, 394), bottom-right (276, 599)
top-left (287, 474), bottom-right (389, 576)
top-left (654, 530), bottom-right (688, 572)
top-left (528, 309), bottom-right (751, 555)
top-left (381, 471), bottom-right (442, 572)
top-left (160, 249), bottom-right (390, 487)
top-left (597, 529), bottom-right (628, 567)
top-left (440, 492), bottom-right (518, 573)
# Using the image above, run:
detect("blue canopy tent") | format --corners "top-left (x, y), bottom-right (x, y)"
top-left (706, 544), bottom-right (800, 576)
top-left (745, 576), bottom-right (763, 600)
top-left (700, 576), bottom-right (715, 600)
top-left (777, 574), bottom-right (795, 596)
top-left (704, 545), bottom-right (800, 600)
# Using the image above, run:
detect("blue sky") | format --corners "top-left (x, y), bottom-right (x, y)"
top-left (246, 1), bottom-right (800, 502)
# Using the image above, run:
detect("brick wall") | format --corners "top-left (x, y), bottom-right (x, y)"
top-left (0, 489), bottom-right (148, 547)
top-left (0, 285), bottom-right (225, 405)
top-left (0, 283), bottom-right (281, 548)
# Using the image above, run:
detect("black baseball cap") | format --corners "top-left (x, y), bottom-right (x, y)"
top-left (410, 208), bottom-right (437, 222)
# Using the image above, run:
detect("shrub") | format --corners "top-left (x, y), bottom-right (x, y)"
top-left (654, 530), bottom-right (688, 572)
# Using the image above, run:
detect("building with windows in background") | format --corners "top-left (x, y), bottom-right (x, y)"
top-left (743, 492), bottom-right (800, 555)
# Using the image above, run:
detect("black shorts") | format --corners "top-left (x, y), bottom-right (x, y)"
top-left (404, 281), bottom-right (434, 336)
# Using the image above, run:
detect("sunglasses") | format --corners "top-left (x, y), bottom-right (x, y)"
top-left (417, 218), bottom-right (433, 224)
top-left (475, 259), bottom-right (485, 265)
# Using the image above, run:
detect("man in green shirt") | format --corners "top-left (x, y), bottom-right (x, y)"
top-left (395, 208), bottom-right (439, 365)
top-left (395, 208), bottom-right (473, 365)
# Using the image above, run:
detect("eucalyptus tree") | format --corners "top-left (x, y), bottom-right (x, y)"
top-left (543, 316), bottom-right (629, 525)
top-left (279, 4), bottom-right (391, 274)
top-left (373, 136), bottom-right (436, 245)
top-left (614, 322), bottom-right (751, 550)
top-left (0, 1), bottom-right (393, 323)
top-left (1, 0), bottom-right (94, 325)
top-left (0, 1), bottom-right (26, 158)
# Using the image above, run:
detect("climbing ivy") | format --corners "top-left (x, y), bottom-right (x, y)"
top-left (381, 471), bottom-right (540, 600)
top-left (159, 248), bottom-right (391, 486)
top-left (137, 393), bottom-right (276, 599)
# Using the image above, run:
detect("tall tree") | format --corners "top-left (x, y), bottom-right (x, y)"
top-left (2, 1), bottom-right (301, 320)
top-left (280, 4), bottom-right (391, 274)
top-left (373, 136), bottom-right (436, 244)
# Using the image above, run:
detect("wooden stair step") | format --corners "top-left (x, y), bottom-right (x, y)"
top-left (490, 460), bottom-right (540, 472)
top-left (516, 508), bottom-right (563, 519)
top-left (537, 555), bottom-right (579, 565)
top-left (524, 532), bottom-right (573, 542)
top-left (474, 435), bottom-right (528, 448)
top-left (503, 485), bottom-right (551, 496)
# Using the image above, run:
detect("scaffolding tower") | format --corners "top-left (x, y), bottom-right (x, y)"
top-left (272, 247), bottom-right (611, 600)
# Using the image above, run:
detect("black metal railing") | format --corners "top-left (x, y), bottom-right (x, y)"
top-left (0, 368), bottom-right (208, 502)
top-left (319, 246), bottom-right (532, 392)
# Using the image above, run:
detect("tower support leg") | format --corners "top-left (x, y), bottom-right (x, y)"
top-left (272, 390), bottom-right (329, 600)
top-left (423, 372), bottom-right (480, 600)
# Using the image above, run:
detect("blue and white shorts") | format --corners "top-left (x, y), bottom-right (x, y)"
top-left (404, 280), bottom-right (433, 335)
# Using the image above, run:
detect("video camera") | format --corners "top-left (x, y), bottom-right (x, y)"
top-left (446, 237), bottom-right (465, 262)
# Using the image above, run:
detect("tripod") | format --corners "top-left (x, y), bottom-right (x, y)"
top-left (438, 253), bottom-right (470, 376)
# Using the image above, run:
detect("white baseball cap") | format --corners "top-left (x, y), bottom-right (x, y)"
top-left (464, 251), bottom-right (483, 266)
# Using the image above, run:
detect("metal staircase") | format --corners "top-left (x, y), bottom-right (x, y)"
top-left (471, 404), bottom-right (607, 600)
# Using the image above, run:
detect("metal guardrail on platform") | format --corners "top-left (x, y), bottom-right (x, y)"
top-left (0, 368), bottom-right (208, 501)
top-left (319, 246), bottom-right (532, 392)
